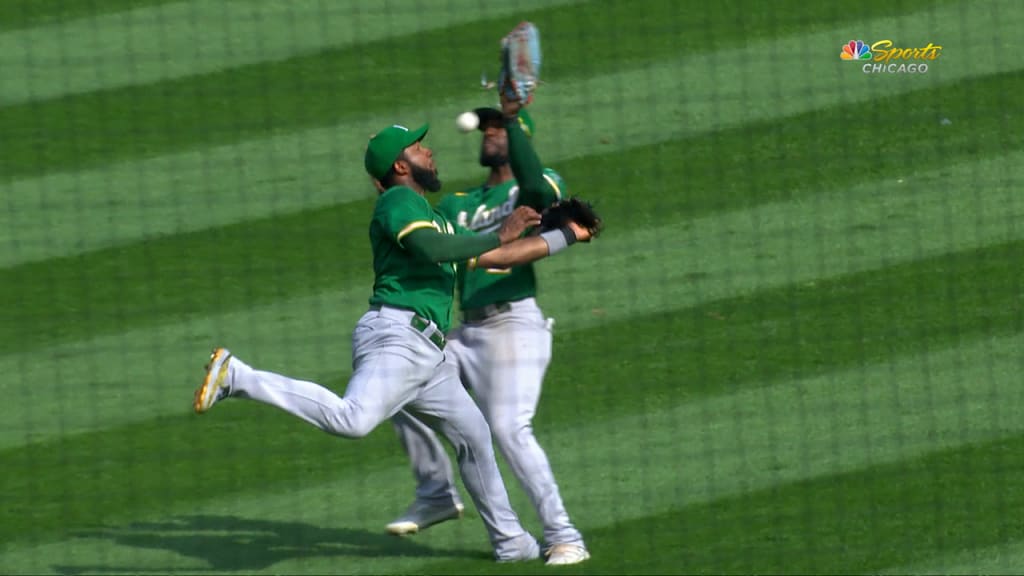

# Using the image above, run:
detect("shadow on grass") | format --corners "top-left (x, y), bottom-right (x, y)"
top-left (52, 514), bottom-right (486, 574)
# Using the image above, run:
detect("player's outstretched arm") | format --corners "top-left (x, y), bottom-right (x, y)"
top-left (473, 220), bottom-right (591, 269)
top-left (501, 94), bottom-right (552, 210)
top-left (402, 207), bottom-right (541, 264)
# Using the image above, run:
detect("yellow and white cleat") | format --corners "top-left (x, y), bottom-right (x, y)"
top-left (545, 543), bottom-right (591, 566)
top-left (194, 347), bottom-right (233, 414)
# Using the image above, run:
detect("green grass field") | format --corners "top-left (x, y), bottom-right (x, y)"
top-left (2, 0), bottom-right (1022, 573)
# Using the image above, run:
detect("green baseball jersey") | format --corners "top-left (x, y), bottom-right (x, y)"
top-left (437, 168), bottom-right (565, 310)
top-left (369, 185), bottom-right (466, 332)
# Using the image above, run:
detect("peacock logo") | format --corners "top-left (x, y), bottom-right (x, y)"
top-left (841, 40), bottom-right (872, 61)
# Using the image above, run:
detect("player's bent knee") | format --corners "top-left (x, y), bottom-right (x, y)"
top-left (443, 417), bottom-right (494, 451)
top-left (491, 420), bottom-right (533, 449)
top-left (331, 416), bottom-right (379, 439)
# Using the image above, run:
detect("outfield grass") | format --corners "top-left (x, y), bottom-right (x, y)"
top-left (2, 0), bottom-right (1022, 574)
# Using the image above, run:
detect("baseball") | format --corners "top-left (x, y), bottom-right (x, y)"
top-left (456, 111), bottom-right (479, 133)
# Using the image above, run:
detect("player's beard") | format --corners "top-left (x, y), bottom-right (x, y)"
top-left (410, 163), bottom-right (442, 192)
top-left (479, 149), bottom-right (508, 168)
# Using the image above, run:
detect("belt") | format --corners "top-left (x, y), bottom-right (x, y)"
top-left (462, 302), bottom-right (512, 323)
top-left (410, 315), bottom-right (446, 350)
top-left (370, 305), bottom-right (446, 350)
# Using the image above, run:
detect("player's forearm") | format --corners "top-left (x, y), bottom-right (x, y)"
top-left (505, 116), bottom-right (549, 208)
top-left (404, 228), bottom-right (501, 263)
top-left (473, 236), bottom-right (550, 269)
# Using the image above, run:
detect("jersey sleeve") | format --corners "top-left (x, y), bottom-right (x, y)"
top-left (403, 226), bottom-right (500, 263)
top-left (375, 186), bottom-right (437, 247)
top-left (540, 168), bottom-right (566, 205)
top-left (436, 193), bottom-right (459, 221)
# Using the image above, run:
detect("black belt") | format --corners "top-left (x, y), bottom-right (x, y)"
top-left (370, 305), bottom-right (446, 350)
top-left (462, 302), bottom-right (513, 323)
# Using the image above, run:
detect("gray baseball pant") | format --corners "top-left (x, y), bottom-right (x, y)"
top-left (391, 298), bottom-right (583, 547)
top-left (226, 305), bottom-right (534, 560)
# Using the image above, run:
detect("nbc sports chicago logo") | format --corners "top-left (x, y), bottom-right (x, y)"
top-left (841, 39), bottom-right (942, 74)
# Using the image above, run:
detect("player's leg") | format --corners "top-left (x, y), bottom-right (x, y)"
top-left (469, 301), bottom-right (587, 561)
top-left (196, 309), bottom-right (441, 439)
top-left (387, 409), bottom-right (463, 534)
top-left (386, 330), bottom-right (469, 533)
top-left (391, 408), bottom-right (461, 506)
top-left (407, 360), bottom-right (539, 562)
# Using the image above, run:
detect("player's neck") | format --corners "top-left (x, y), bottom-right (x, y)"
top-left (395, 176), bottom-right (426, 196)
top-left (486, 165), bottom-right (513, 187)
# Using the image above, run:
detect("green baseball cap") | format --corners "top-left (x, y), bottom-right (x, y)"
top-left (364, 123), bottom-right (429, 180)
top-left (473, 108), bottom-right (535, 137)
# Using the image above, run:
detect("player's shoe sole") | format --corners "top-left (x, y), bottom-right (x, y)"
top-left (386, 501), bottom-right (464, 535)
top-left (545, 542), bottom-right (591, 566)
top-left (194, 347), bottom-right (232, 414)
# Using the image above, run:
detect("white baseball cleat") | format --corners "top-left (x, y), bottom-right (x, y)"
top-left (386, 501), bottom-right (464, 535)
top-left (545, 542), bottom-right (591, 566)
top-left (194, 347), bottom-right (233, 414)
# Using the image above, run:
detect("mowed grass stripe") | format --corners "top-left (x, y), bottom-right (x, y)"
top-left (3, 328), bottom-right (1023, 572)
top-left (579, 70), bottom-right (1023, 231)
top-left (423, 434), bottom-right (1024, 575)
top-left (0, 0), bottom-right (973, 182)
top-left (4, 19), bottom-right (1020, 268)
top-left (3, 71), bottom-right (1022, 354)
top-left (0, 0), bottom-right (177, 32)
top-left (882, 539), bottom-right (1024, 575)
top-left (3, 26), bottom-right (1020, 268)
top-left (554, 147), bottom-right (1024, 332)
top-left (1, 237), bottom-right (1021, 547)
top-left (2, 147), bottom-right (1022, 448)
top-left (555, 238), bottom-right (1024, 420)
top-left (0, 0), bottom-right (585, 105)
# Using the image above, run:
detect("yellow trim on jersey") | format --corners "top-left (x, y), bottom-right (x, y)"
top-left (453, 191), bottom-right (468, 196)
top-left (542, 173), bottom-right (562, 200)
top-left (396, 220), bottom-right (436, 245)
top-left (467, 256), bottom-right (479, 270)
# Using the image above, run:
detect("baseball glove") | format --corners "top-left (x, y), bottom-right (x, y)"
top-left (539, 197), bottom-right (603, 241)
top-left (499, 22), bottom-right (542, 103)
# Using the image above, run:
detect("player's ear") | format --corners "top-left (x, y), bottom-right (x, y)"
top-left (391, 154), bottom-right (411, 177)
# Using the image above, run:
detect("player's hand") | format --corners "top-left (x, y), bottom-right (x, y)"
top-left (500, 88), bottom-right (523, 119)
top-left (498, 206), bottom-right (541, 244)
top-left (567, 220), bottom-right (593, 243)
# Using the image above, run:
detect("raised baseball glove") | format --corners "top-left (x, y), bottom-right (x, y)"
top-left (539, 197), bottom-right (603, 241)
top-left (498, 21), bottom-right (542, 103)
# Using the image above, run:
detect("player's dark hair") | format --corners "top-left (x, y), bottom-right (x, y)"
top-left (378, 152), bottom-right (405, 189)
top-left (379, 166), bottom-right (398, 190)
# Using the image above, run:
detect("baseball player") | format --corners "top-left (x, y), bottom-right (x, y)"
top-left (192, 120), bottom-right (594, 562)
top-left (387, 95), bottom-right (590, 566)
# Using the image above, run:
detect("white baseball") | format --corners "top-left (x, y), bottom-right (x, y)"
top-left (455, 111), bottom-right (479, 133)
